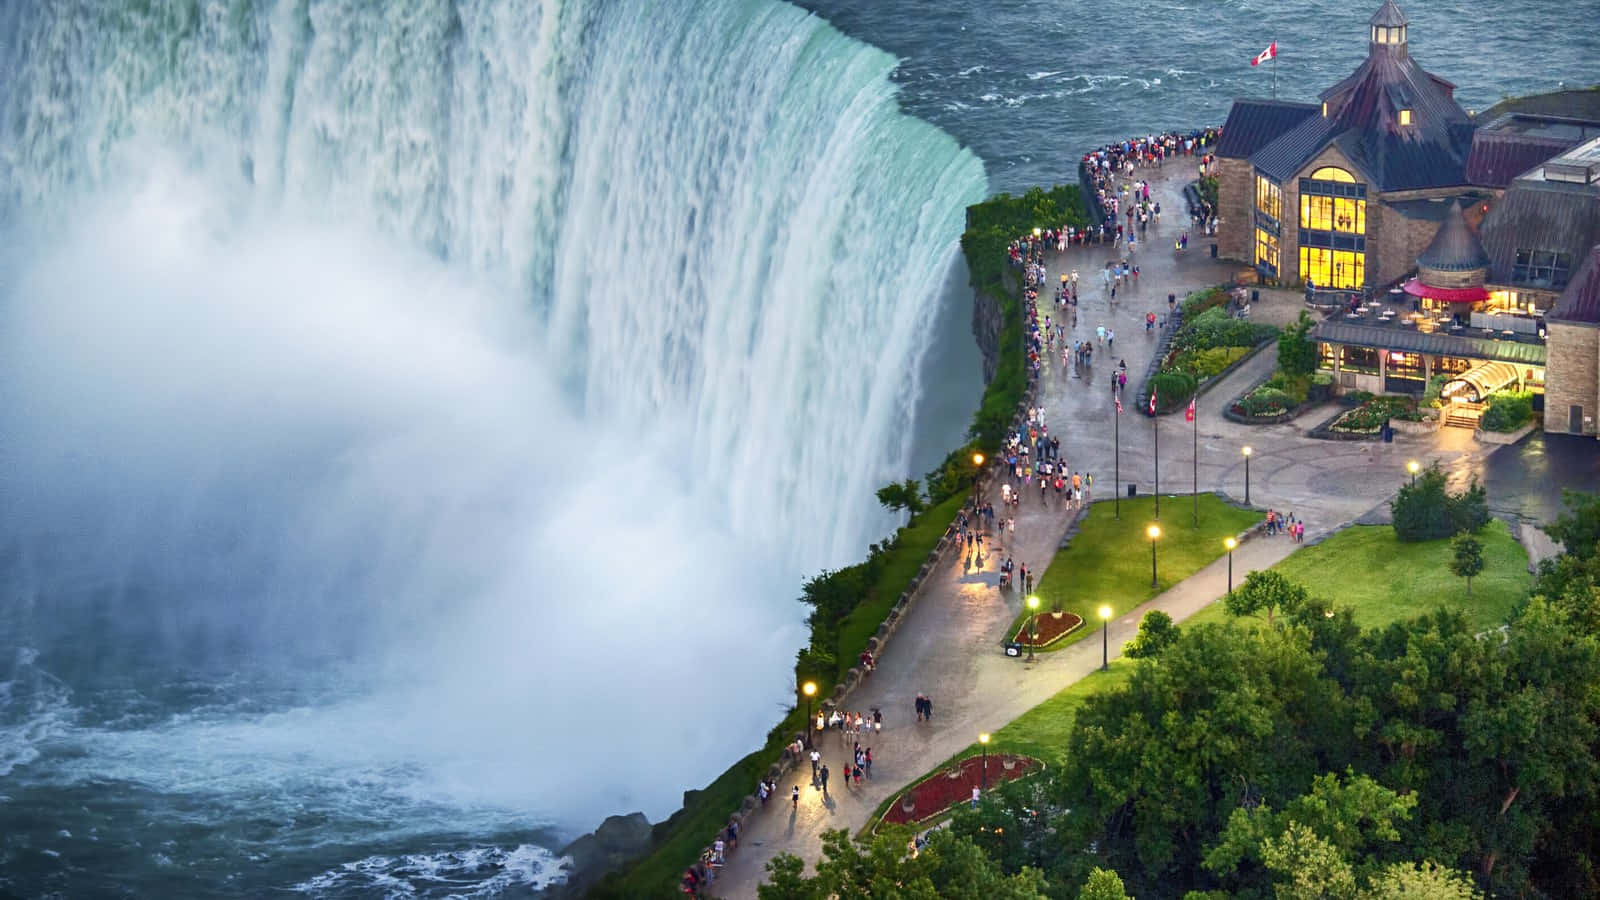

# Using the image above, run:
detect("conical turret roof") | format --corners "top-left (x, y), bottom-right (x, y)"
top-left (1417, 202), bottom-right (1489, 272)
top-left (1370, 0), bottom-right (1408, 27)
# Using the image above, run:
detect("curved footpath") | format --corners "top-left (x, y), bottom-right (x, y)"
top-left (709, 162), bottom-right (1496, 898)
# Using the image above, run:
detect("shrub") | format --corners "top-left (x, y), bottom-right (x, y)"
top-left (1173, 345), bottom-right (1248, 379)
top-left (1277, 311), bottom-right (1316, 377)
top-left (1235, 386), bottom-right (1294, 418)
top-left (1181, 286), bottom-right (1229, 319)
top-left (1145, 371), bottom-right (1199, 413)
top-left (1421, 373), bottom-right (1450, 409)
top-left (1481, 390), bottom-right (1534, 432)
top-left (1392, 463), bottom-right (1489, 541)
top-left (1309, 373), bottom-right (1334, 404)
top-left (1265, 372), bottom-right (1312, 405)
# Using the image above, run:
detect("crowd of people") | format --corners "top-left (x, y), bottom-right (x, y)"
top-left (1080, 127), bottom-right (1220, 242)
top-left (1265, 509), bottom-right (1306, 542)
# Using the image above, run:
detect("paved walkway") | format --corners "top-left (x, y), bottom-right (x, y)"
top-left (708, 162), bottom-right (1498, 898)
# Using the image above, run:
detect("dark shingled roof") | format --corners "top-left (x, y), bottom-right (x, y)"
top-left (1314, 320), bottom-right (1547, 365)
top-left (1417, 203), bottom-right (1489, 271)
top-left (1251, 12), bottom-right (1473, 192)
top-left (1466, 114), bottom-right (1600, 188)
top-left (1551, 245), bottom-right (1600, 324)
top-left (1369, 0), bottom-right (1408, 26)
top-left (1479, 180), bottom-right (1600, 286)
top-left (1216, 99), bottom-right (1320, 160)
top-left (1478, 88), bottom-right (1600, 127)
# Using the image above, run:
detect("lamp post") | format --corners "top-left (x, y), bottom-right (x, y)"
top-left (1026, 594), bottom-right (1040, 662)
top-left (1224, 536), bottom-right (1237, 594)
top-left (973, 452), bottom-right (986, 512)
top-left (1147, 523), bottom-right (1162, 588)
top-left (1407, 459), bottom-right (1420, 486)
top-left (1242, 446), bottom-right (1253, 504)
top-left (802, 681), bottom-right (817, 749)
top-left (1098, 604), bottom-right (1113, 671)
top-left (979, 732), bottom-right (991, 789)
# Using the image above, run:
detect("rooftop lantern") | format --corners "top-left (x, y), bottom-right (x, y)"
top-left (1369, 0), bottom-right (1409, 58)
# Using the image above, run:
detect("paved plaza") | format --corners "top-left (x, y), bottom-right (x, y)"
top-left (708, 162), bottom-right (1518, 898)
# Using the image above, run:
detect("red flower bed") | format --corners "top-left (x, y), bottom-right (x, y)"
top-left (1011, 611), bottom-right (1083, 648)
top-left (880, 754), bottom-right (1042, 826)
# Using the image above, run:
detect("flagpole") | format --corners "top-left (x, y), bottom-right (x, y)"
top-left (1272, 47), bottom-right (1277, 100)
top-left (1153, 409), bottom-right (1160, 521)
top-left (1193, 400), bottom-right (1199, 528)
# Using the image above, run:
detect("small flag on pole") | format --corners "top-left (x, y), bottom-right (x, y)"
top-left (1185, 398), bottom-right (1196, 422)
top-left (1251, 42), bottom-right (1277, 66)
top-left (1115, 396), bottom-right (1123, 414)
top-left (1148, 386), bottom-right (1158, 416)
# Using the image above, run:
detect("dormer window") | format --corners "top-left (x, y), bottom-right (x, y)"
top-left (1399, 109), bottom-right (1412, 126)
top-left (1322, 101), bottom-right (1329, 117)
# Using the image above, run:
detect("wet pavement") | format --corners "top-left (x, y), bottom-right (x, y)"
top-left (708, 158), bottom-right (1561, 897)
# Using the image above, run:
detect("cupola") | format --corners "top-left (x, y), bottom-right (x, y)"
top-left (1369, 0), bottom-right (1409, 58)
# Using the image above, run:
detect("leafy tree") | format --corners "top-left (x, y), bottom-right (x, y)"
top-left (1449, 533), bottom-right (1484, 597)
top-left (760, 829), bottom-right (1047, 900)
top-left (1391, 464), bottom-right (1487, 542)
top-left (1078, 867), bottom-right (1133, 900)
top-left (1259, 823), bottom-right (1360, 900)
top-left (876, 479), bottom-right (926, 519)
top-left (1545, 489), bottom-right (1600, 560)
top-left (948, 773), bottom-right (1058, 877)
top-left (1224, 570), bottom-right (1311, 627)
top-left (1364, 861), bottom-right (1482, 899)
top-left (1124, 610), bottom-right (1180, 658)
top-left (1277, 310), bottom-right (1317, 378)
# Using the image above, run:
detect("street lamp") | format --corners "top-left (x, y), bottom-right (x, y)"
top-left (1242, 446), bottom-right (1253, 505)
top-left (1026, 595), bottom-right (1040, 662)
top-left (1147, 523), bottom-right (1162, 588)
top-left (1407, 459), bottom-right (1420, 486)
top-left (802, 681), bottom-right (817, 748)
top-left (973, 452), bottom-right (986, 510)
top-left (1098, 604), bottom-right (1113, 671)
top-left (1224, 536), bottom-right (1238, 594)
top-left (979, 732), bottom-right (991, 789)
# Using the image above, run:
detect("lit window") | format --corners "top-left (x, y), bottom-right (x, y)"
top-left (1309, 166), bottom-right (1356, 183)
top-left (1513, 249), bottom-right (1573, 288)
top-left (1322, 101), bottom-right (1329, 117)
top-left (1399, 109), bottom-right (1412, 126)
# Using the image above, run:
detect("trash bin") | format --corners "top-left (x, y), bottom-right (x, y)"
top-left (1004, 642), bottom-right (1022, 658)
top-left (1383, 423), bottom-right (1395, 443)
top-left (1127, 484), bottom-right (1138, 497)
top-left (1251, 289), bottom-right (1260, 303)
top-left (1209, 243), bottom-right (1218, 258)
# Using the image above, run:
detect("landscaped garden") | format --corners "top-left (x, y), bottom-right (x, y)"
top-left (1481, 389), bottom-right (1535, 432)
top-left (1143, 287), bottom-right (1278, 414)
top-left (1004, 494), bottom-right (1262, 652)
top-left (1009, 609), bottom-right (1082, 648)
top-left (879, 754), bottom-right (1042, 827)
top-left (1228, 310), bottom-right (1333, 422)
top-left (1322, 391), bottom-right (1422, 435)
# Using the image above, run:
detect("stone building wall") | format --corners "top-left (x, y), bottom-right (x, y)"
top-left (1217, 157), bottom-right (1254, 262)
top-left (1545, 321), bottom-right (1600, 436)
top-left (1373, 206), bottom-right (1439, 286)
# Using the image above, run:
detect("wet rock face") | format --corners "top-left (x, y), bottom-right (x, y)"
top-left (554, 812), bottom-right (653, 895)
top-left (973, 288), bottom-right (1004, 383)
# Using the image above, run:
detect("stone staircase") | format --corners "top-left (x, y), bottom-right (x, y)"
top-left (1443, 400), bottom-right (1485, 429)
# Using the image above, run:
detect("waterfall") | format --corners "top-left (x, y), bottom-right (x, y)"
top-left (0, 0), bottom-right (986, 868)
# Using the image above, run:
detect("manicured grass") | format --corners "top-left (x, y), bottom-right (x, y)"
top-left (836, 493), bottom-right (967, 679)
top-left (1009, 494), bottom-right (1261, 650)
top-left (989, 660), bottom-right (1136, 768)
top-left (1185, 519), bottom-right (1529, 631)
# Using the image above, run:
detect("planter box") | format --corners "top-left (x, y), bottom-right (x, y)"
top-left (1389, 417), bottom-right (1436, 435)
top-left (1475, 421), bottom-right (1537, 445)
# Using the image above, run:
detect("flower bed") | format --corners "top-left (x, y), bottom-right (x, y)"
top-left (1329, 394), bottom-right (1417, 434)
top-left (880, 754), bottom-right (1043, 826)
top-left (1011, 611), bottom-right (1084, 648)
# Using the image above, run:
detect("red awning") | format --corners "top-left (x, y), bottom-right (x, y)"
top-left (1402, 277), bottom-right (1488, 303)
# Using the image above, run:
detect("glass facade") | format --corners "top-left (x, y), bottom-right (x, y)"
top-left (1255, 175), bottom-right (1282, 221)
top-left (1512, 250), bottom-right (1573, 289)
top-left (1297, 166), bottom-right (1367, 289)
top-left (1256, 228), bottom-right (1280, 275)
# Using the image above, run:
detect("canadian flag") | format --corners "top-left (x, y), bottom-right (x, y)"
top-left (1186, 398), bottom-right (1196, 422)
top-left (1115, 396), bottom-right (1123, 414)
top-left (1148, 386), bottom-right (1158, 416)
top-left (1251, 42), bottom-right (1277, 66)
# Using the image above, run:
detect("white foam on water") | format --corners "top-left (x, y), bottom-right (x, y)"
top-left (291, 844), bottom-right (568, 898)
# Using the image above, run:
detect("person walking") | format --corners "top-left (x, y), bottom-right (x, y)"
top-left (819, 764), bottom-right (830, 795)
top-left (791, 785), bottom-right (800, 810)
top-left (810, 748), bottom-right (821, 777)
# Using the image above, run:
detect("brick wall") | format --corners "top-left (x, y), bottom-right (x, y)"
top-left (1372, 206), bottom-right (1439, 286)
top-left (1545, 322), bottom-right (1600, 436)
top-left (1217, 158), bottom-right (1254, 262)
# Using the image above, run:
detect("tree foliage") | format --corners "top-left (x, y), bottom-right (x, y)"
top-left (1223, 570), bottom-right (1309, 626)
top-left (1390, 464), bottom-right (1488, 542)
top-left (1449, 533), bottom-right (1485, 597)
top-left (876, 479), bottom-right (926, 520)
top-left (1078, 867), bottom-right (1133, 900)
top-left (1124, 610), bottom-right (1180, 658)
top-left (1545, 489), bottom-right (1600, 560)
top-left (1277, 310), bottom-right (1317, 378)
top-left (759, 829), bottom-right (1047, 900)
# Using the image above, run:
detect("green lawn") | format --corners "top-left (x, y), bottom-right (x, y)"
top-left (1185, 518), bottom-right (1529, 631)
top-left (1010, 494), bottom-right (1262, 650)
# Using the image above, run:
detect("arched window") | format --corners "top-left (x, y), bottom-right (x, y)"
top-left (1310, 166), bottom-right (1355, 183)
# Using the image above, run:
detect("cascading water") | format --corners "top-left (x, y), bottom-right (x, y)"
top-left (0, 0), bottom-right (986, 894)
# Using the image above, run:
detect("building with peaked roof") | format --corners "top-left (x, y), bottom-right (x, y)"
top-left (1216, 1), bottom-right (1486, 290)
top-left (1544, 244), bottom-right (1600, 436)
